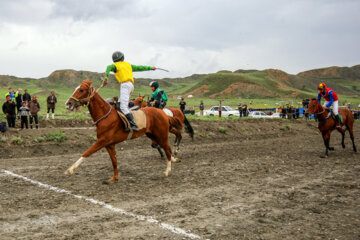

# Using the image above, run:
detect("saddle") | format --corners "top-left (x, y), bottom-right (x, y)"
top-left (326, 110), bottom-right (343, 124)
top-left (117, 110), bottom-right (147, 131)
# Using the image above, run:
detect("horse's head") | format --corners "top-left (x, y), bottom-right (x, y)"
top-left (306, 98), bottom-right (321, 114)
top-left (66, 80), bottom-right (94, 111)
top-left (132, 94), bottom-right (147, 108)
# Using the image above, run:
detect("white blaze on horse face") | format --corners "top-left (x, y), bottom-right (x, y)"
top-left (65, 85), bottom-right (81, 109)
top-left (65, 156), bottom-right (86, 175)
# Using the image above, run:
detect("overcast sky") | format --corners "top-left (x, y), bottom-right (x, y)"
top-left (0, 0), bottom-right (359, 79)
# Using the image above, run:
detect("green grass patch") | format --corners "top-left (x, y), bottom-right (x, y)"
top-left (89, 135), bottom-right (97, 141)
top-left (34, 136), bottom-right (45, 143)
top-left (46, 131), bottom-right (68, 142)
top-left (218, 127), bottom-right (227, 134)
top-left (280, 125), bottom-right (292, 131)
top-left (11, 136), bottom-right (23, 145)
top-left (0, 136), bottom-right (7, 143)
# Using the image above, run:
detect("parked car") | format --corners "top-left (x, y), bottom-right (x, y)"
top-left (203, 106), bottom-right (240, 117)
top-left (269, 112), bottom-right (281, 118)
top-left (248, 111), bottom-right (271, 118)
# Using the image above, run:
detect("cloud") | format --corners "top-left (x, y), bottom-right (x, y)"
top-left (0, 0), bottom-right (359, 78)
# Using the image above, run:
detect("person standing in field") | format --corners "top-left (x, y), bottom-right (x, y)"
top-left (23, 89), bottom-right (31, 103)
top-left (104, 51), bottom-right (156, 131)
top-left (29, 95), bottom-right (40, 129)
top-left (15, 88), bottom-right (23, 116)
top-left (238, 102), bottom-right (243, 117)
top-left (199, 100), bottom-right (204, 116)
top-left (46, 91), bottom-right (57, 119)
top-left (179, 98), bottom-right (186, 113)
top-left (2, 95), bottom-right (16, 128)
top-left (18, 101), bottom-right (30, 129)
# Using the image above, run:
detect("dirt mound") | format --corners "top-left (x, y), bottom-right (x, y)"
top-left (266, 69), bottom-right (291, 84)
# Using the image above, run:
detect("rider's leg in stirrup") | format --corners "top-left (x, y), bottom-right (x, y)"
top-left (120, 82), bottom-right (139, 131)
top-left (333, 100), bottom-right (341, 128)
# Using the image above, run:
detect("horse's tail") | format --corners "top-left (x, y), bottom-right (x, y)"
top-left (168, 116), bottom-right (182, 131)
top-left (183, 116), bottom-right (194, 140)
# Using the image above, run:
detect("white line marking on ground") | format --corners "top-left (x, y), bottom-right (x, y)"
top-left (2, 169), bottom-right (201, 239)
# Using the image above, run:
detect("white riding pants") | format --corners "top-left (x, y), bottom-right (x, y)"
top-left (119, 81), bottom-right (134, 115)
top-left (323, 100), bottom-right (338, 115)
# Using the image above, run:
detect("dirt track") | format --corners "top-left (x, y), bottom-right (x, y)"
top-left (1, 119), bottom-right (359, 239)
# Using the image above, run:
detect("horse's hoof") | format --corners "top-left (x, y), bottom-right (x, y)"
top-left (329, 147), bottom-right (335, 151)
top-left (342, 145), bottom-right (345, 149)
top-left (65, 169), bottom-right (73, 175)
top-left (171, 157), bottom-right (179, 163)
top-left (320, 155), bottom-right (328, 158)
top-left (163, 171), bottom-right (170, 177)
top-left (103, 178), bottom-right (118, 184)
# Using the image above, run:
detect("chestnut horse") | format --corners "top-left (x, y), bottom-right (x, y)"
top-left (64, 80), bottom-right (178, 183)
top-left (306, 99), bottom-right (357, 158)
top-left (131, 95), bottom-right (194, 157)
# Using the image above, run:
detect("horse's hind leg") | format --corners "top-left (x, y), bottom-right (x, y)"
top-left (105, 144), bottom-right (119, 183)
top-left (337, 127), bottom-right (346, 149)
top-left (175, 133), bottom-right (182, 155)
top-left (347, 125), bottom-right (357, 152)
top-left (151, 142), bottom-right (165, 158)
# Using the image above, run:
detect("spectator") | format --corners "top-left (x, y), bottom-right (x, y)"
top-left (179, 98), bottom-right (186, 113)
top-left (46, 91), bottom-right (57, 119)
top-left (18, 101), bottom-right (30, 129)
top-left (2, 95), bottom-right (16, 128)
top-left (243, 104), bottom-right (248, 117)
top-left (15, 88), bottom-right (23, 116)
top-left (5, 88), bottom-right (17, 102)
top-left (23, 89), bottom-right (31, 102)
top-left (199, 100), bottom-right (204, 116)
top-left (282, 106), bottom-right (287, 118)
top-left (238, 102), bottom-right (243, 117)
top-left (29, 95), bottom-right (40, 129)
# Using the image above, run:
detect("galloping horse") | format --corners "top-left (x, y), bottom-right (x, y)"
top-left (306, 99), bottom-right (357, 158)
top-left (131, 95), bottom-right (194, 157)
top-left (64, 80), bottom-right (178, 183)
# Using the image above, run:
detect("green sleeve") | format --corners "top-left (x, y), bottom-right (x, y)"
top-left (105, 64), bottom-right (116, 77)
top-left (131, 65), bottom-right (153, 72)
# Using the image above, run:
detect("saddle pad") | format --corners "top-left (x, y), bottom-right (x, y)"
top-left (162, 108), bottom-right (173, 117)
top-left (117, 110), bottom-right (147, 130)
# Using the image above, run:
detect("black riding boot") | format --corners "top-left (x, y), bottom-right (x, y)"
top-left (335, 115), bottom-right (341, 128)
top-left (116, 102), bottom-right (121, 111)
top-left (126, 113), bottom-right (140, 131)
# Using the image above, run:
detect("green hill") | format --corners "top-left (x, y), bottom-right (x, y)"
top-left (1, 65), bottom-right (359, 118)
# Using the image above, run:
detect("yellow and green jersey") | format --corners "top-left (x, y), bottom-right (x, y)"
top-left (105, 62), bottom-right (153, 84)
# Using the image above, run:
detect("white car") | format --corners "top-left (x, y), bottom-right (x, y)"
top-left (248, 111), bottom-right (271, 118)
top-left (203, 106), bottom-right (240, 117)
top-left (269, 112), bottom-right (281, 118)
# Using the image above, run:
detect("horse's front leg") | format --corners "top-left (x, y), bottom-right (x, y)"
top-left (105, 144), bottom-right (118, 183)
top-left (65, 139), bottom-right (107, 175)
top-left (321, 131), bottom-right (331, 158)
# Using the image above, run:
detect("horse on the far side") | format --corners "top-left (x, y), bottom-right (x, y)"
top-left (306, 99), bottom-right (356, 158)
top-left (131, 95), bottom-right (194, 157)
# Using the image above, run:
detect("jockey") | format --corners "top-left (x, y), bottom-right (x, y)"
top-left (104, 51), bottom-right (156, 131)
top-left (317, 83), bottom-right (341, 128)
top-left (149, 81), bottom-right (168, 109)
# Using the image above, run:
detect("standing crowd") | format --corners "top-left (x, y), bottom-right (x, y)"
top-left (2, 88), bottom-right (57, 130)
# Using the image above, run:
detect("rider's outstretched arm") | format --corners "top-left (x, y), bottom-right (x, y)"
top-left (131, 65), bottom-right (156, 72)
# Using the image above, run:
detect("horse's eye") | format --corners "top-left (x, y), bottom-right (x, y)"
top-left (79, 89), bottom-right (84, 93)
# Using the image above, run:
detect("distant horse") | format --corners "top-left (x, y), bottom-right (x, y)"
top-left (306, 99), bottom-right (357, 158)
top-left (132, 95), bottom-right (194, 157)
top-left (64, 80), bottom-right (178, 183)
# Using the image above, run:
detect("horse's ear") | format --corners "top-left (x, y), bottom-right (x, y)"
top-left (82, 79), bottom-right (93, 86)
top-left (142, 95), bottom-right (145, 99)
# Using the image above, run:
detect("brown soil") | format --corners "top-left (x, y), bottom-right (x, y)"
top-left (1, 119), bottom-right (359, 239)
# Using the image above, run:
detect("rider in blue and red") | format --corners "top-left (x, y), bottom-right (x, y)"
top-left (317, 83), bottom-right (341, 128)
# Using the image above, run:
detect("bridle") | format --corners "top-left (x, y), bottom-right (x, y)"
top-left (313, 101), bottom-right (326, 115)
top-left (69, 83), bottom-right (96, 107)
top-left (69, 82), bottom-right (111, 125)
